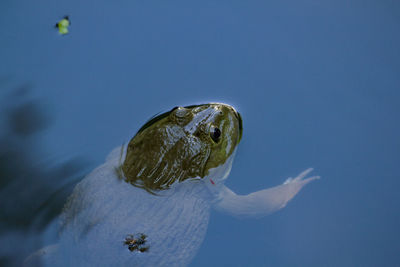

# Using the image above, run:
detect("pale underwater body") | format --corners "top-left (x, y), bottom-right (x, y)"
top-left (26, 103), bottom-right (319, 266)
top-left (30, 147), bottom-right (318, 267)
top-left (39, 147), bottom-right (212, 266)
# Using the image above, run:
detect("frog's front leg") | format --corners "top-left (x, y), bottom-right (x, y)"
top-left (214, 168), bottom-right (320, 217)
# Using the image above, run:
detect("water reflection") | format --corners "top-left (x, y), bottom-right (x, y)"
top-left (0, 83), bottom-right (88, 267)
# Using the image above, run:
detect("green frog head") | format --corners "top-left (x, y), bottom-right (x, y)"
top-left (122, 103), bottom-right (243, 191)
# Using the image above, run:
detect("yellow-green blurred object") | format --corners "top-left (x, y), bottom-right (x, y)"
top-left (56, 16), bottom-right (70, 35)
top-left (58, 26), bottom-right (68, 35)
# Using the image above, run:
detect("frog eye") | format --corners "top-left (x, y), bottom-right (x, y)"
top-left (210, 126), bottom-right (221, 143)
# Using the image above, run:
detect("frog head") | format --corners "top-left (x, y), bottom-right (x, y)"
top-left (122, 103), bottom-right (243, 191)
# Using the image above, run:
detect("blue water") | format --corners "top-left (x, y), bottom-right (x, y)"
top-left (1, 0), bottom-right (400, 266)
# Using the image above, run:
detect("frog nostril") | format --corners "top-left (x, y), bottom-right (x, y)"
top-left (174, 107), bottom-right (188, 118)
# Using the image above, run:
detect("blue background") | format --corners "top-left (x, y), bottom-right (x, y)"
top-left (1, 0), bottom-right (400, 266)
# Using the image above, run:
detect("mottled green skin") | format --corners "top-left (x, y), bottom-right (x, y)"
top-left (122, 103), bottom-right (242, 191)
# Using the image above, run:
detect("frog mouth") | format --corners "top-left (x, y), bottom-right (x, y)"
top-left (228, 107), bottom-right (243, 142)
top-left (234, 111), bottom-right (243, 142)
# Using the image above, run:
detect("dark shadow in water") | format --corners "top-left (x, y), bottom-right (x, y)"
top-left (0, 82), bottom-right (90, 266)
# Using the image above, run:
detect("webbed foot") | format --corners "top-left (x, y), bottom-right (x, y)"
top-left (215, 168), bottom-right (320, 217)
top-left (284, 168), bottom-right (320, 185)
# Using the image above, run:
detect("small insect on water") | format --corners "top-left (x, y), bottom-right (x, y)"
top-left (124, 233), bottom-right (149, 253)
top-left (55, 16), bottom-right (70, 35)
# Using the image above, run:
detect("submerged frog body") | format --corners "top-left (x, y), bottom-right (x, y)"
top-left (29, 103), bottom-right (319, 267)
